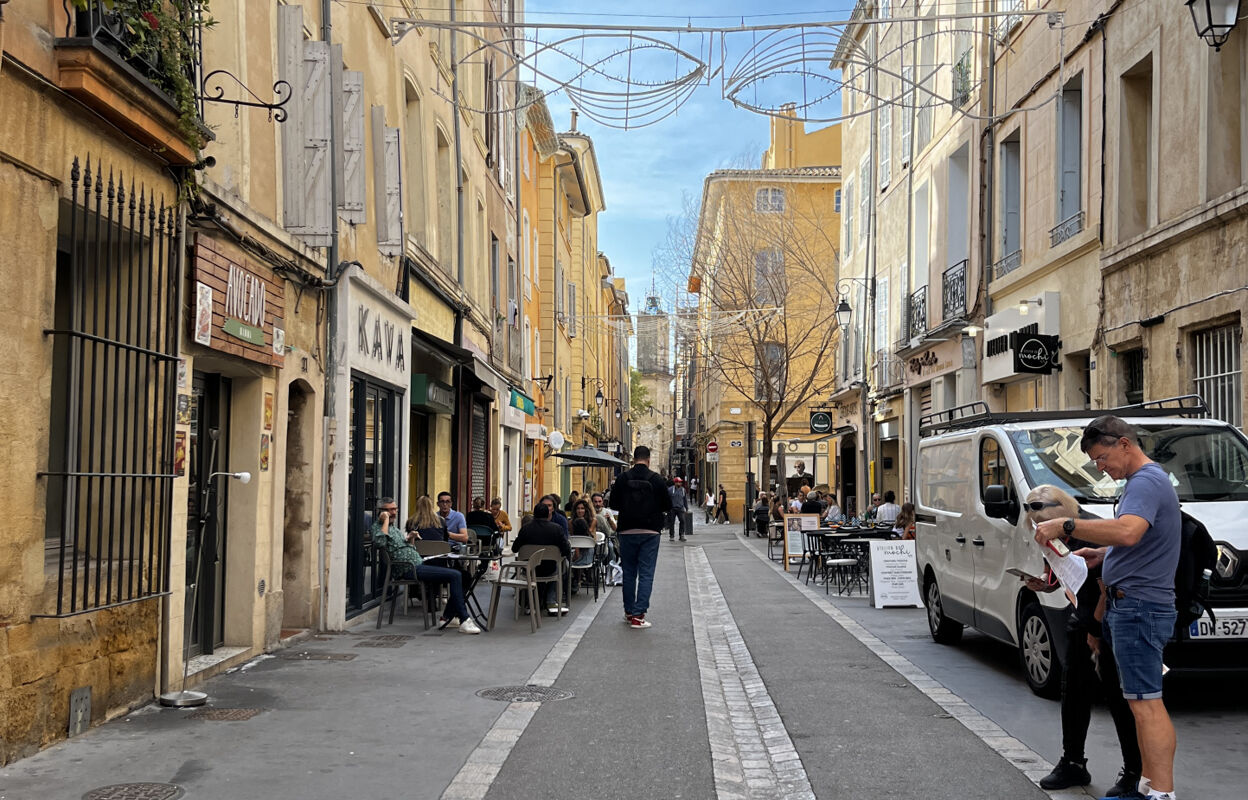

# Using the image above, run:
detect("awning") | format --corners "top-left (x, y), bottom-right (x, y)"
top-left (411, 327), bottom-right (474, 368)
top-left (509, 388), bottom-right (536, 415)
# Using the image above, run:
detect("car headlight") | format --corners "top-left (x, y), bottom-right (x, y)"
top-left (1216, 543), bottom-right (1240, 580)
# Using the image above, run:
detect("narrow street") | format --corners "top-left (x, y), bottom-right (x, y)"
top-left (4, 518), bottom-right (1241, 799)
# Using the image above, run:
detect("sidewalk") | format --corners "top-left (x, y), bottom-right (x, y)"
top-left (0, 519), bottom-right (1062, 800)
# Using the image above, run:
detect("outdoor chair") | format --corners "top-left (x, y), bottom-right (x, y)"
top-left (375, 544), bottom-right (427, 630)
top-left (410, 540), bottom-right (453, 628)
top-left (568, 534), bottom-right (600, 601)
top-left (487, 545), bottom-right (549, 633)
top-left (527, 546), bottom-right (566, 617)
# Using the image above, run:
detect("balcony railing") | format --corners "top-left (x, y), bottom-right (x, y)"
top-left (1049, 210), bottom-right (1084, 248)
top-left (942, 259), bottom-right (968, 320)
top-left (908, 285), bottom-right (928, 340)
top-left (67, 1), bottom-right (204, 118)
top-left (951, 51), bottom-right (972, 108)
top-left (993, 248), bottom-right (1022, 281)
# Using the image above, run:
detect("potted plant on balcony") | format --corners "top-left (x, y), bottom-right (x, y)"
top-left (70, 0), bottom-right (213, 149)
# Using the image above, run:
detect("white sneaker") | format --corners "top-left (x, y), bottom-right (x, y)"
top-left (458, 618), bottom-right (482, 634)
top-left (442, 617), bottom-right (461, 629)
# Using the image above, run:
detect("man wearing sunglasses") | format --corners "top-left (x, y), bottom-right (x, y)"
top-left (1034, 415), bottom-right (1181, 800)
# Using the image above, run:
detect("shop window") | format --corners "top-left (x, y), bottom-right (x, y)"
top-left (1121, 348), bottom-right (1144, 406)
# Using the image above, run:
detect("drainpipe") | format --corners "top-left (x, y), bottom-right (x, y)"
top-left (319, 0), bottom-right (340, 632)
top-left (452, 0), bottom-right (465, 292)
top-left (863, 22), bottom-right (879, 513)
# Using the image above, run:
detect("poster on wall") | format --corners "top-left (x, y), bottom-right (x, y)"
top-left (174, 431), bottom-right (187, 477)
top-left (177, 358), bottom-right (188, 390)
top-left (194, 282), bottom-right (213, 346)
top-left (176, 394), bottom-right (191, 426)
top-left (260, 434), bottom-right (270, 472)
top-left (264, 392), bottom-right (274, 431)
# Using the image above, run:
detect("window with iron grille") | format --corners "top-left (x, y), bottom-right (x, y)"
top-left (1193, 325), bottom-right (1243, 427)
top-left (40, 157), bottom-right (179, 616)
top-left (754, 248), bottom-right (784, 306)
top-left (1121, 348), bottom-right (1144, 406)
top-left (755, 187), bottom-right (785, 213)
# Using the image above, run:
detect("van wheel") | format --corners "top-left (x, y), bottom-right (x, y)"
top-left (925, 577), bottom-right (963, 644)
top-left (1019, 602), bottom-right (1061, 699)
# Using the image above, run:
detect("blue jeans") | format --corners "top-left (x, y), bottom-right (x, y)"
top-left (618, 533), bottom-right (661, 616)
top-left (397, 562), bottom-right (469, 622)
top-left (1104, 592), bottom-right (1177, 700)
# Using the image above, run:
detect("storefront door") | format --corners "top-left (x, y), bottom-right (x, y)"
top-left (347, 376), bottom-right (399, 614)
top-left (187, 373), bottom-right (231, 657)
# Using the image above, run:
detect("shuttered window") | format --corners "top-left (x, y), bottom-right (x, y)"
top-left (278, 6), bottom-right (332, 245)
top-left (567, 282), bottom-right (577, 337)
top-left (340, 71), bottom-right (366, 224)
top-left (1193, 326), bottom-right (1243, 428)
top-left (372, 106), bottom-right (402, 256)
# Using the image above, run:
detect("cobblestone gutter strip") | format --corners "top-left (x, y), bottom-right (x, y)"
top-left (734, 533), bottom-right (1090, 800)
top-left (687, 547), bottom-right (816, 800)
top-left (439, 588), bottom-right (614, 800)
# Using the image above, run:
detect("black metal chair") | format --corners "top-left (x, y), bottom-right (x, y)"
top-left (374, 543), bottom-right (435, 629)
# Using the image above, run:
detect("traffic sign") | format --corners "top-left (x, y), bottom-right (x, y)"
top-left (707, 441), bottom-right (719, 453)
top-left (707, 453), bottom-right (719, 462)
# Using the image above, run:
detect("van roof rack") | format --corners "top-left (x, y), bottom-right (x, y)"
top-left (918, 394), bottom-right (1209, 437)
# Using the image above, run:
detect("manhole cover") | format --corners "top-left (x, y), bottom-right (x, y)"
top-left (369, 634), bottom-right (414, 642)
top-left (355, 640), bottom-right (406, 648)
top-left (277, 651), bottom-right (357, 661)
top-left (186, 708), bottom-right (263, 721)
top-left (83, 784), bottom-right (184, 800)
top-left (476, 685), bottom-right (574, 703)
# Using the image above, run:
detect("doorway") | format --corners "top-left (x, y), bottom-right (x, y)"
top-left (187, 372), bottom-right (231, 657)
top-left (282, 381), bottom-right (315, 629)
top-left (839, 435), bottom-right (858, 517)
top-left (347, 376), bottom-right (399, 615)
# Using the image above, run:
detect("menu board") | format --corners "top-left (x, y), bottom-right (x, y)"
top-left (783, 514), bottom-right (820, 571)
top-left (868, 540), bottom-right (923, 608)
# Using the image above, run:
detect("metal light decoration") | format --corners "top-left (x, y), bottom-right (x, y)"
top-left (1187, 0), bottom-right (1244, 50)
top-left (835, 297), bottom-right (853, 329)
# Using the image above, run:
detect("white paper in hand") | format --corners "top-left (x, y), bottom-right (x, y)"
top-left (1041, 545), bottom-right (1088, 601)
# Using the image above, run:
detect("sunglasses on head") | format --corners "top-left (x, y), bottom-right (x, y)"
top-left (1024, 500), bottom-right (1061, 512)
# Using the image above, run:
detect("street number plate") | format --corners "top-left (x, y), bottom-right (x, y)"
top-left (1188, 616), bottom-right (1248, 639)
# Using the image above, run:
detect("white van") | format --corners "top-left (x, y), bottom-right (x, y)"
top-left (915, 396), bottom-right (1248, 697)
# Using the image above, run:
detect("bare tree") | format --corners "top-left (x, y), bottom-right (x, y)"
top-left (662, 174), bottom-right (843, 492)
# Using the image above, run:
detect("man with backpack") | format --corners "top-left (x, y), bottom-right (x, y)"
top-left (667, 477), bottom-right (689, 541)
top-left (1035, 415), bottom-right (1181, 800)
top-left (609, 446), bottom-right (671, 629)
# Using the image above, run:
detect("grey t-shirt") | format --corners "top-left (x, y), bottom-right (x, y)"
top-left (1104, 462), bottom-right (1181, 605)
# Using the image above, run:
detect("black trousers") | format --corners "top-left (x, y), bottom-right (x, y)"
top-left (1061, 622), bottom-right (1142, 774)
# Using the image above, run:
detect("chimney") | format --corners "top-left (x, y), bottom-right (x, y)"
top-left (570, 109), bottom-right (578, 131)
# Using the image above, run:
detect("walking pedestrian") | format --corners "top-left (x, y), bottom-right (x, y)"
top-left (1026, 486), bottom-right (1141, 796)
top-left (609, 446), bottom-right (671, 629)
top-left (715, 484), bottom-right (729, 524)
top-left (1035, 415), bottom-right (1181, 800)
top-left (703, 490), bottom-right (715, 523)
top-left (667, 477), bottom-right (688, 541)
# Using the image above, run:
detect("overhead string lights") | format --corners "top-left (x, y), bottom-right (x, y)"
top-left (386, 7), bottom-right (1065, 130)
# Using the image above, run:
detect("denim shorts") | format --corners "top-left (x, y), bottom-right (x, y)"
top-left (1103, 592), bottom-right (1176, 700)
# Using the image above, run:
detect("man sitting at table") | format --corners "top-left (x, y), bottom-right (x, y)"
top-left (373, 497), bottom-right (480, 634)
top-left (512, 503), bottom-right (572, 616)
top-left (800, 488), bottom-right (823, 515)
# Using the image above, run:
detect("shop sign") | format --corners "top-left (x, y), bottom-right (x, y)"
top-left (411, 373), bottom-right (454, 415)
top-left (810, 411), bottom-right (833, 434)
top-left (1013, 333), bottom-right (1060, 374)
top-left (357, 306), bottom-right (407, 373)
top-left (982, 291), bottom-right (1061, 384)
top-left (192, 235), bottom-right (285, 367)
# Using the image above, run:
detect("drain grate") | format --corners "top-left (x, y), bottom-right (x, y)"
top-left (186, 707), bottom-right (263, 721)
top-left (82, 784), bottom-right (185, 800)
top-left (277, 651), bottom-right (357, 661)
top-left (355, 640), bottom-right (406, 648)
top-left (476, 685), bottom-right (574, 703)
top-left (369, 634), bottom-right (414, 642)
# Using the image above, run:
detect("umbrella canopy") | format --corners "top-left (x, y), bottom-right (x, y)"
top-left (553, 446), bottom-right (629, 467)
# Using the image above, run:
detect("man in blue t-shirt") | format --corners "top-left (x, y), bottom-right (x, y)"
top-left (1035, 415), bottom-right (1180, 800)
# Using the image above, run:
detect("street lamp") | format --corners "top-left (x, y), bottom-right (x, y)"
top-left (1187, 0), bottom-right (1243, 51)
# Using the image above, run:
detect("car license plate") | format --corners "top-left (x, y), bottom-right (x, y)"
top-left (1188, 616), bottom-right (1248, 639)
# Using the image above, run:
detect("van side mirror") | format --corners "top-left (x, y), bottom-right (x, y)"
top-left (983, 484), bottom-right (1017, 521)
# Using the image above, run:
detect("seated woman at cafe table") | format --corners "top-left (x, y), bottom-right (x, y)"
top-left (490, 497), bottom-right (513, 536)
top-left (373, 497), bottom-right (480, 634)
top-left (892, 503), bottom-right (917, 540)
top-left (823, 492), bottom-right (843, 524)
top-left (568, 498), bottom-right (598, 593)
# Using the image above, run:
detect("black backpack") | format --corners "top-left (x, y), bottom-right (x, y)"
top-left (623, 476), bottom-right (660, 522)
top-left (1175, 510), bottom-right (1218, 632)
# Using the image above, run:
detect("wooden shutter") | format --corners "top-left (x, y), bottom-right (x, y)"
top-left (298, 41), bottom-right (333, 246)
top-left (879, 102), bottom-right (892, 189)
top-left (372, 106), bottom-right (403, 256)
top-left (278, 5), bottom-right (305, 229)
top-left (568, 282), bottom-right (577, 337)
top-left (340, 71), bottom-right (366, 224)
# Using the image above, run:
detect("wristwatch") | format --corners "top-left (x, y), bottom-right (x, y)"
top-left (1062, 518), bottom-right (1076, 535)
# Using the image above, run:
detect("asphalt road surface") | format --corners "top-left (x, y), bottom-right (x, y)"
top-left (1, 518), bottom-right (1241, 800)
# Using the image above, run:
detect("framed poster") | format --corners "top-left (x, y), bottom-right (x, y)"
top-left (263, 392), bottom-right (274, 431)
top-left (194, 282), bottom-right (213, 346)
top-left (176, 394), bottom-right (191, 426)
top-left (260, 434), bottom-right (270, 472)
top-left (174, 431), bottom-right (187, 477)
top-left (783, 514), bottom-right (820, 571)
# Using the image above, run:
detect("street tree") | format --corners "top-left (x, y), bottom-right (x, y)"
top-left (661, 174), bottom-right (843, 493)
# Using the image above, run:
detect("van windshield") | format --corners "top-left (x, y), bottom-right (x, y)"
top-left (1008, 424), bottom-right (1248, 503)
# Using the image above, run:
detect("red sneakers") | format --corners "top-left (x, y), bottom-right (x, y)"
top-left (626, 614), bottom-right (652, 629)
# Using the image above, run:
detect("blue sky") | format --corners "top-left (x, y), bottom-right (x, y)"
top-left (523, 1), bottom-right (856, 311)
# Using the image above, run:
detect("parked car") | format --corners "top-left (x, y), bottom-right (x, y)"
top-left (914, 396), bottom-right (1248, 698)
